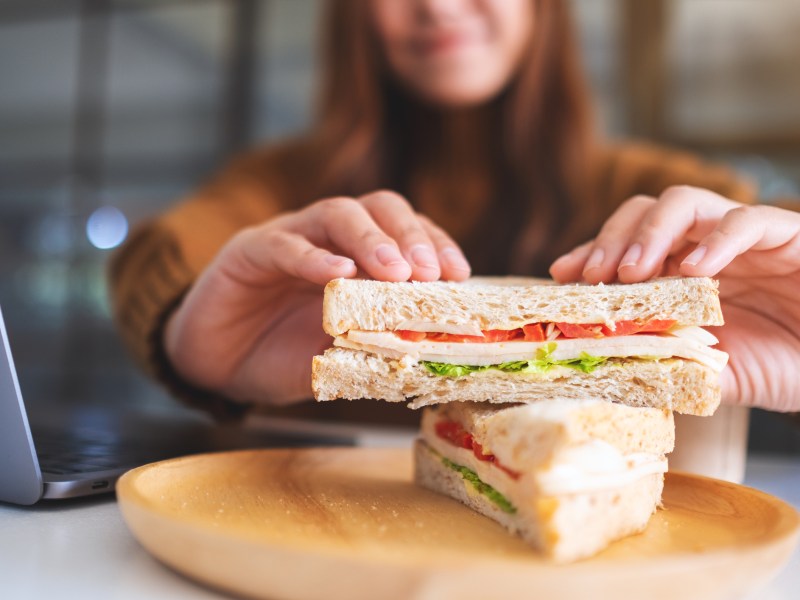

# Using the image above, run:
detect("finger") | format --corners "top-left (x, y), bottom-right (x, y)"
top-left (549, 241), bottom-right (593, 282)
top-left (239, 229), bottom-right (357, 286)
top-left (579, 195), bottom-right (656, 283)
top-left (360, 190), bottom-right (441, 281)
top-left (616, 186), bottom-right (738, 283)
top-left (418, 214), bottom-right (472, 281)
top-left (303, 197), bottom-right (413, 281)
top-left (679, 204), bottom-right (800, 277)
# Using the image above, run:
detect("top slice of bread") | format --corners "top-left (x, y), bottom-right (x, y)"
top-left (423, 400), bottom-right (675, 473)
top-left (322, 276), bottom-right (723, 336)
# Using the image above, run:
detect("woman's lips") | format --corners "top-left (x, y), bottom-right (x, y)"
top-left (412, 28), bottom-right (487, 57)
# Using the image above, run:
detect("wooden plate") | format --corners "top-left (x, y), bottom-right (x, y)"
top-left (117, 448), bottom-right (800, 600)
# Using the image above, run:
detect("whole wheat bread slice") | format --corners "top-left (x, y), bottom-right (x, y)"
top-left (312, 347), bottom-right (721, 415)
top-left (323, 276), bottom-right (723, 336)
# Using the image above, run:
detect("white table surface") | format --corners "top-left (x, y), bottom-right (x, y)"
top-left (1, 452), bottom-right (798, 600)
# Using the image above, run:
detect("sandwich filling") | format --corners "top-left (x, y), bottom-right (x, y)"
top-left (334, 322), bottom-right (728, 374)
top-left (422, 415), bottom-right (668, 504)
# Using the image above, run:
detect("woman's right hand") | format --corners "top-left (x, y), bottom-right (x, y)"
top-left (163, 190), bottom-right (471, 407)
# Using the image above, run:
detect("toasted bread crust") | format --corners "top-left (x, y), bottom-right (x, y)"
top-left (312, 347), bottom-right (721, 416)
top-left (424, 400), bottom-right (675, 461)
top-left (323, 276), bottom-right (723, 336)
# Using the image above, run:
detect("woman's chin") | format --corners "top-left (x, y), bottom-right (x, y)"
top-left (405, 78), bottom-right (507, 108)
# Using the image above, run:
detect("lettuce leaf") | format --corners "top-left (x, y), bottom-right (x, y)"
top-left (422, 343), bottom-right (608, 377)
top-left (423, 362), bottom-right (484, 377)
top-left (441, 457), bottom-right (517, 514)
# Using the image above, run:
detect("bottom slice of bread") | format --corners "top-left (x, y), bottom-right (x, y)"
top-left (313, 347), bottom-right (720, 415)
top-left (413, 439), bottom-right (664, 563)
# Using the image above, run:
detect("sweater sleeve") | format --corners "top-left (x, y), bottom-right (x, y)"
top-left (108, 143), bottom-right (308, 419)
top-left (594, 142), bottom-right (758, 217)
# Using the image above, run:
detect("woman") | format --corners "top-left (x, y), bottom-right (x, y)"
top-left (110, 0), bottom-right (800, 424)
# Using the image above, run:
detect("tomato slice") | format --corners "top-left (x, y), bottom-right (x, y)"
top-left (497, 464), bottom-right (522, 480)
top-left (398, 319), bottom-right (676, 344)
top-left (481, 329), bottom-right (523, 342)
top-left (435, 421), bottom-right (522, 479)
top-left (472, 441), bottom-right (494, 462)
top-left (600, 319), bottom-right (677, 337)
top-left (435, 421), bottom-right (472, 450)
top-left (599, 320), bottom-right (642, 337)
top-left (473, 442), bottom-right (521, 479)
top-left (425, 329), bottom-right (524, 343)
top-left (426, 332), bottom-right (486, 343)
top-left (639, 319), bottom-right (676, 333)
top-left (396, 330), bottom-right (427, 342)
top-left (555, 323), bottom-right (605, 339)
top-left (522, 323), bottom-right (545, 341)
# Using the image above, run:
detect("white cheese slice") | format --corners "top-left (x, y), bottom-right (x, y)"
top-left (532, 441), bottom-right (668, 496)
top-left (394, 320), bottom-right (483, 336)
top-left (335, 328), bottom-right (729, 372)
top-left (665, 324), bottom-right (719, 345)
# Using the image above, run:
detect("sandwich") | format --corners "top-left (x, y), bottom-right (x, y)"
top-left (312, 276), bottom-right (727, 415)
top-left (415, 399), bottom-right (675, 562)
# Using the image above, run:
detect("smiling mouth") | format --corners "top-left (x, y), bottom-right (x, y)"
top-left (413, 29), bottom-right (488, 57)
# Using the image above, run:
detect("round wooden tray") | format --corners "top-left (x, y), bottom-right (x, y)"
top-left (117, 448), bottom-right (800, 600)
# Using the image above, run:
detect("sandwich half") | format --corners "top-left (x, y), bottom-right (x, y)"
top-left (312, 276), bottom-right (727, 415)
top-left (415, 400), bottom-right (675, 562)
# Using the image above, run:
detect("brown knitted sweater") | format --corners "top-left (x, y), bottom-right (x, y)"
top-left (108, 140), bottom-right (755, 423)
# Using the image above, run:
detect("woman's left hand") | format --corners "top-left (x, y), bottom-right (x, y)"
top-left (549, 186), bottom-right (800, 412)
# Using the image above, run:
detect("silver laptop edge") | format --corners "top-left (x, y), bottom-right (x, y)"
top-left (0, 307), bottom-right (132, 505)
top-left (0, 306), bottom-right (45, 504)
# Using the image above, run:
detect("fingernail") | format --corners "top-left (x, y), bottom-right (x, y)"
top-left (440, 247), bottom-right (471, 272)
top-left (410, 245), bottom-right (438, 269)
top-left (325, 255), bottom-right (354, 268)
top-left (375, 244), bottom-right (407, 267)
top-left (619, 243), bottom-right (642, 269)
top-left (682, 245), bottom-right (708, 267)
top-left (584, 248), bottom-right (605, 272)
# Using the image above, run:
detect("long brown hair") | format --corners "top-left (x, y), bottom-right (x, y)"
top-left (311, 0), bottom-right (598, 276)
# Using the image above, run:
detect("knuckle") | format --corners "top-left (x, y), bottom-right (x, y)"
top-left (233, 224), bottom-right (260, 244)
top-left (592, 238), bottom-right (621, 254)
top-left (706, 228), bottom-right (731, 244)
top-left (622, 194), bottom-right (656, 210)
top-left (636, 221), bottom-right (664, 241)
top-left (593, 225), bottom-right (624, 246)
top-left (359, 229), bottom-right (389, 245)
top-left (397, 224), bottom-right (428, 242)
top-left (416, 213), bottom-right (434, 227)
top-left (374, 189), bottom-right (409, 204)
top-left (728, 204), bottom-right (759, 220)
top-left (302, 245), bottom-right (325, 261)
top-left (715, 205), bottom-right (761, 236)
top-left (591, 232), bottom-right (612, 247)
top-left (659, 185), bottom-right (697, 206)
top-left (262, 229), bottom-right (291, 250)
top-left (362, 189), bottom-right (410, 209)
top-left (417, 214), bottom-right (449, 237)
top-left (320, 196), bottom-right (359, 214)
top-left (428, 229), bottom-right (451, 245)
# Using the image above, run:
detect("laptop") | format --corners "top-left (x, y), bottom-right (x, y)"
top-left (0, 305), bottom-right (364, 505)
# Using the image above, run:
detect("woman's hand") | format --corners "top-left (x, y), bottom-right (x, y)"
top-left (164, 190), bottom-right (471, 406)
top-left (550, 186), bottom-right (800, 412)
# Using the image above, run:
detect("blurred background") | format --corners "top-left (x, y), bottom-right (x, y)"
top-left (1, 0), bottom-right (798, 452)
